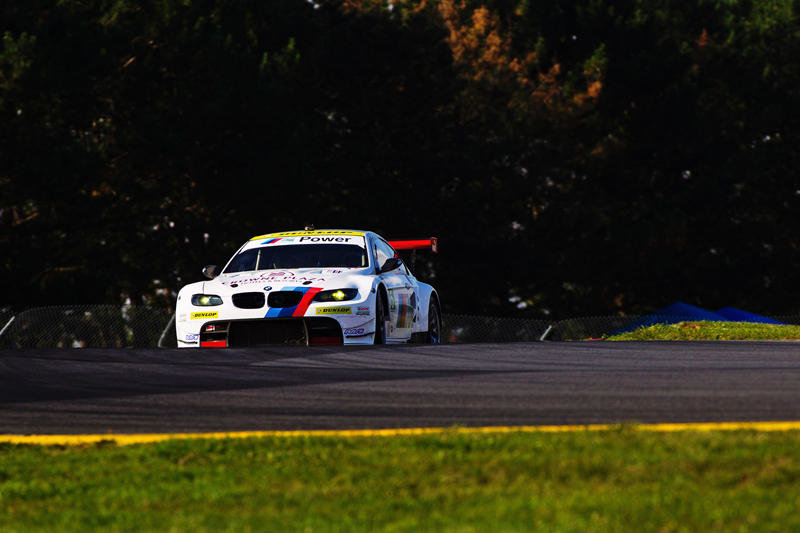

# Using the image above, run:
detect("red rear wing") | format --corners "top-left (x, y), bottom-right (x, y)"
top-left (388, 237), bottom-right (438, 253)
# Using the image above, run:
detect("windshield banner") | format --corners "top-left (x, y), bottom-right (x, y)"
top-left (244, 234), bottom-right (366, 249)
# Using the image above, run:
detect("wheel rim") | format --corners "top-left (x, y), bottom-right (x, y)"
top-left (376, 296), bottom-right (386, 343)
top-left (428, 305), bottom-right (441, 344)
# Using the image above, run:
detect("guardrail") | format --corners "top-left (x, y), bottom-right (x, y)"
top-left (0, 305), bottom-right (798, 348)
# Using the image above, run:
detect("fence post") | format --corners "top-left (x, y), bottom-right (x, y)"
top-left (0, 316), bottom-right (15, 339)
top-left (157, 314), bottom-right (176, 348)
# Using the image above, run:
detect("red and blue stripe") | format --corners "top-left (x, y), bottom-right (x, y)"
top-left (265, 287), bottom-right (322, 318)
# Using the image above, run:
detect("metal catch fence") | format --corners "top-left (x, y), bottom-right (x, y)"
top-left (0, 305), bottom-right (798, 348)
top-left (0, 305), bottom-right (174, 349)
top-left (443, 314), bottom-right (552, 343)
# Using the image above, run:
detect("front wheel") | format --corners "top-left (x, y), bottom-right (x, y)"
top-left (426, 300), bottom-right (442, 344)
top-left (373, 292), bottom-right (387, 344)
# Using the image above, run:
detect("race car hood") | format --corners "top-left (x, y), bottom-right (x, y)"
top-left (202, 267), bottom-right (371, 294)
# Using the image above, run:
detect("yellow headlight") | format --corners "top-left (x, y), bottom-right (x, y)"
top-left (332, 290), bottom-right (346, 301)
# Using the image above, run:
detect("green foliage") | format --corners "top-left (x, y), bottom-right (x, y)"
top-left (607, 321), bottom-right (800, 340)
top-left (2, 429), bottom-right (800, 530)
top-left (2, 1), bottom-right (800, 317)
top-left (0, 31), bottom-right (37, 92)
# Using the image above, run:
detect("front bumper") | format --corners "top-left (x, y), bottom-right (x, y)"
top-left (176, 290), bottom-right (376, 347)
top-left (198, 317), bottom-right (346, 347)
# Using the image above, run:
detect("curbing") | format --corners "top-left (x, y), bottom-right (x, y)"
top-left (3, 420), bottom-right (800, 446)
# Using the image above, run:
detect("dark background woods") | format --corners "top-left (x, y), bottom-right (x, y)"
top-left (2, 0), bottom-right (799, 318)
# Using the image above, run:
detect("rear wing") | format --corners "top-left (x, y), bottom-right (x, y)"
top-left (388, 237), bottom-right (438, 253)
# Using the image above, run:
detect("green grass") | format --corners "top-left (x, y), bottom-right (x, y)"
top-left (3, 429), bottom-right (800, 531)
top-left (606, 321), bottom-right (800, 341)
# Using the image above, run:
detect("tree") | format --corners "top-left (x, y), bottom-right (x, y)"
top-left (3, 0), bottom-right (800, 318)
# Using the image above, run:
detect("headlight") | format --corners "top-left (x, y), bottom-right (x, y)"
top-left (191, 294), bottom-right (223, 306)
top-left (313, 288), bottom-right (358, 302)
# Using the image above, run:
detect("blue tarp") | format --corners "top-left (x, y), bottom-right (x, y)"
top-left (613, 301), bottom-right (783, 334)
top-left (651, 302), bottom-right (728, 321)
top-left (714, 307), bottom-right (784, 325)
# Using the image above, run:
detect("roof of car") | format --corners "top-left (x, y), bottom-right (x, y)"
top-left (248, 229), bottom-right (367, 241)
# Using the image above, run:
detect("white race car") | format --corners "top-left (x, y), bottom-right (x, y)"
top-left (175, 229), bottom-right (441, 347)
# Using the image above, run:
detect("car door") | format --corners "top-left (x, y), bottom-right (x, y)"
top-left (373, 237), bottom-right (415, 341)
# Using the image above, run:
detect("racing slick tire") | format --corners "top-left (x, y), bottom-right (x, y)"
top-left (426, 299), bottom-right (442, 344)
top-left (374, 290), bottom-right (387, 344)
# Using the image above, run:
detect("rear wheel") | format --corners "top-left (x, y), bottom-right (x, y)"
top-left (426, 299), bottom-right (442, 344)
top-left (373, 291), bottom-right (387, 344)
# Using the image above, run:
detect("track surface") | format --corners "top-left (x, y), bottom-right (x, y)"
top-left (2, 342), bottom-right (800, 434)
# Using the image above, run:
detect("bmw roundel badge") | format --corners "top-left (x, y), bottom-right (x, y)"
top-left (263, 286), bottom-right (272, 291)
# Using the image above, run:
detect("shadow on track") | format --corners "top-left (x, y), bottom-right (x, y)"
top-left (0, 346), bottom-right (506, 404)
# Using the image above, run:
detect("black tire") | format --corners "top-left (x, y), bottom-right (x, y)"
top-left (426, 299), bottom-right (442, 344)
top-left (373, 291), bottom-right (387, 344)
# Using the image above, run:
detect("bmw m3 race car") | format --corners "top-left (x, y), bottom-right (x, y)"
top-left (175, 229), bottom-right (441, 347)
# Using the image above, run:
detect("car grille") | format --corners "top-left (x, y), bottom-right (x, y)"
top-left (268, 291), bottom-right (303, 308)
top-left (199, 317), bottom-right (343, 347)
top-left (232, 292), bottom-right (265, 309)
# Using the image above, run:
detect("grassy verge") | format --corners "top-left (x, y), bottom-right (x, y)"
top-left (2, 428), bottom-right (800, 531)
top-left (606, 321), bottom-right (800, 341)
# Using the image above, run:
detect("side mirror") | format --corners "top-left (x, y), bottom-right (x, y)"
top-left (379, 257), bottom-right (402, 274)
top-left (202, 265), bottom-right (218, 279)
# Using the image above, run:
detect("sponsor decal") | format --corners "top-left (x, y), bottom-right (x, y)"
top-left (252, 236), bottom-right (363, 248)
top-left (316, 306), bottom-right (352, 315)
top-left (249, 230), bottom-right (364, 240)
top-left (356, 306), bottom-right (371, 316)
top-left (304, 269), bottom-right (344, 275)
top-left (297, 236), bottom-right (353, 243)
top-left (262, 237), bottom-right (295, 245)
top-left (185, 333), bottom-right (199, 341)
top-left (343, 327), bottom-right (366, 336)
top-left (220, 271), bottom-right (327, 285)
top-left (265, 287), bottom-right (322, 318)
top-left (191, 311), bottom-right (218, 320)
top-left (178, 313), bottom-right (188, 322)
top-left (395, 293), bottom-right (414, 329)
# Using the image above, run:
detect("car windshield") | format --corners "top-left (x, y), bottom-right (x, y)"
top-left (224, 244), bottom-right (368, 273)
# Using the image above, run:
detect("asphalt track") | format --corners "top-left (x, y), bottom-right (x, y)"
top-left (2, 342), bottom-right (800, 435)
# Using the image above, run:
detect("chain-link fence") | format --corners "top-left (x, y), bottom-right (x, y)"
top-left (443, 314), bottom-right (552, 343)
top-left (0, 305), bottom-right (798, 348)
top-left (0, 305), bottom-right (174, 349)
top-left (546, 314), bottom-right (705, 341)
